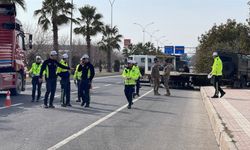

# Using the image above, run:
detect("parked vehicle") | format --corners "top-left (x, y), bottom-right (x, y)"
top-left (127, 54), bottom-right (209, 88)
top-left (219, 52), bottom-right (250, 88)
top-left (0, 3), bottom-right (32, 95)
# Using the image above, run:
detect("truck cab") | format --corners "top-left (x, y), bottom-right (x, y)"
top-left (0, 3), bottom-right (31, 95)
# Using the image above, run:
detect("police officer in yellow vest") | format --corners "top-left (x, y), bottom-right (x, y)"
top-left (39, 51), bottom-right (70, 108)
top-left (56, 54), bottom-right (72, 107)
top-left (29, 56), bottom-right (42, 102)
top-left (122, 60), bottom-right (139, 109)
top-left (74, 58), bottom-right (83, 102)
top-left (77, 54), bottom-right (95, 108)
top-left (209, 52), bottom-right (226, 98)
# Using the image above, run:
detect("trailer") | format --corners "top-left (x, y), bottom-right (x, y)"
top-left (128, 55), bottom-right (209, 88)
top-left (219, 52), bottom-right (250, 88)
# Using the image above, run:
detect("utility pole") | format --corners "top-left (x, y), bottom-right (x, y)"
top-left (69, 0), bottom-right (73, 67)
top-left (109, 0), bottom-right (116, 28)
top-left (133, 22), bottom-right (154, 44)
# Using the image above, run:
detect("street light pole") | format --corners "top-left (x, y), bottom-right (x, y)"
top-left (109, 0), bottom-right (116, 28)
top-left (69, 0), bottom-right (73, 67)
top-left (150, 29), bottom-right (159, 42)
top-left (134, 22), bottom-right (154, 44)
top-left (156, 36), bottom-right (166, 49)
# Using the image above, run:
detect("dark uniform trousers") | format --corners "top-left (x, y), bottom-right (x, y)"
top-left (60, 78), bottom-right (71, 105)
top-left (44, 78), bottom-right (57, 106)
top-left (77, 79), bottom-right (82, 101)
top-left (213, 76), bottom-right (224, 96)
top-left (135, 79), bottom-right (140, 95)
top-left (125, 85), bottom-right (135, 106)
top-left (80, 79), bottom-right (91, 105)
top-left (32, 76), bottom-right (42, 101)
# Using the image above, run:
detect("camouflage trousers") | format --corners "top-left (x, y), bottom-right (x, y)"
top-left (163, 77), bottom-right (170, 95)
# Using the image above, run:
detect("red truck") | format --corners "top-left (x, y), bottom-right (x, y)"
top-left (0, 3), bottom-right (32, 95)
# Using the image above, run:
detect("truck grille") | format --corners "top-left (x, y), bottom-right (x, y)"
top-left (0, 30), bottom-right (13, 67)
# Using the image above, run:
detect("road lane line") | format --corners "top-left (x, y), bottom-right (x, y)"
top-left (104, 84), bottom-right (111, 87)
top-left (0, 103), bottom-right (23, 110)
top-left (93, 75), bottom-right (120, 80)
top-left (92, 87), bottom-right (100, 89)
top-left (47, 89), bottom-right (153, 150)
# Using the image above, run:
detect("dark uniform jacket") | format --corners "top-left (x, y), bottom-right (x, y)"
top-left (39, 58), bottom-right (70, 79)
top-left (77, 62), bottom-right (95, 82)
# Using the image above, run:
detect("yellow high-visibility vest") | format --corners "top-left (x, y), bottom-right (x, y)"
top-left (74, 64), bottom-right (82, 80)
top-left (56, 60), bottom-right (69, 74)
top-left (212, 56), bottom-right (223, 76)
top-left (29, 63), bottom-right (42, 76)
top-left (122, 68), bottom-right (138, 85)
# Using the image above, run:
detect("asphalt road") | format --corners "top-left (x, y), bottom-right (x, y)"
top-left (0, 76), bottom-right (218, 150)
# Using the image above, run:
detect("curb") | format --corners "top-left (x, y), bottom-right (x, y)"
top-left (200, 87), bottom-right (238, 150)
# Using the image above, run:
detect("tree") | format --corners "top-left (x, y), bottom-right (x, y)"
top-left (1, 0), bottom-right (26, 10)
top-left (34, 0), bottom-right (74, 57)
top-left (195, 19), bottom-right (250, 73)
top-left (122, 42), bottom-right (162, 56)
top-left (99, 25), bottom-right (122, 72)
top-left (74, 5), bottom-right (103, 61)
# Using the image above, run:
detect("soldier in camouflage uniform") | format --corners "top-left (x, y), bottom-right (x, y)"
top-left (151, 58), bottom-right (161, 95)
top-left (163, 59), bottom-right (173, 96)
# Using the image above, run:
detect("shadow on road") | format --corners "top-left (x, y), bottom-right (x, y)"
top-left (132, 107), bottom-right (176, 115)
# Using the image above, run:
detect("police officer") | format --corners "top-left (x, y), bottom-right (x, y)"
top-left (39, 51), bottom-right (70, 108)
top-left (77, 54), bottom-right (95, 108)
top-left (57, 54), bottom-right (71, 107)
top-left (209, 52), bottom-right (226, 98)
top-left (132, 61), bottom-right (142, 97)
top-left (74, 58), bottom-right (83, 102)
top-left (29, 56), bottom-right (42, 102)
top-left (163, 59), bottom-right (173, 96)
top-left (122, 60), bottom-right (139, 109)
top-left (151, 58), bottom-right (161, 95)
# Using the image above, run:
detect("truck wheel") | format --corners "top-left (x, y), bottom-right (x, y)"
top-left (10, 73), bottom-right (23, 96)
top-left (233, 80), bottom-right (241, 89)
top-left (240, 77), bottom-right (247, 88)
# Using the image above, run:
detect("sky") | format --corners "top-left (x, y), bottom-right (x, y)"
top-left (16, 0), bottom-right (249, 49)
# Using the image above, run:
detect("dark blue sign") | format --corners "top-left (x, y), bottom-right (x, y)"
top-left (164, 46), bottom-right (174, 55)
top-left (175, 46), bottom-right (185, 54)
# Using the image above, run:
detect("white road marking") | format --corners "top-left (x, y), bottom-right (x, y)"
top-left (104, 84), bottom-right (111, 87)
top-left (93, 75), bottom-right (120, 80)
top-left (47, 89), bottom-right (153, 150)
top-left (0, 103), bottom-right (23, 110)
top-left (92, 87), bottom-right (100, 89)
top-left (221, 99), bottom-right (250, 138)
top-left (116, 82), bottom-right (122, 84)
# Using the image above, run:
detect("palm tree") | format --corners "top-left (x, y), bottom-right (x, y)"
top-left (34, 0), bottom-right (74, 56)
top-left (98, 25), bottom-right (122, 72)
top-left (74, 5), bottom-right (103, 61)
top-left (0, 0), bottom-right (26, 10)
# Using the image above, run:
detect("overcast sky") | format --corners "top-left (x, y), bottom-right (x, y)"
top-left (17, 0), bottom-right (249, 48)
